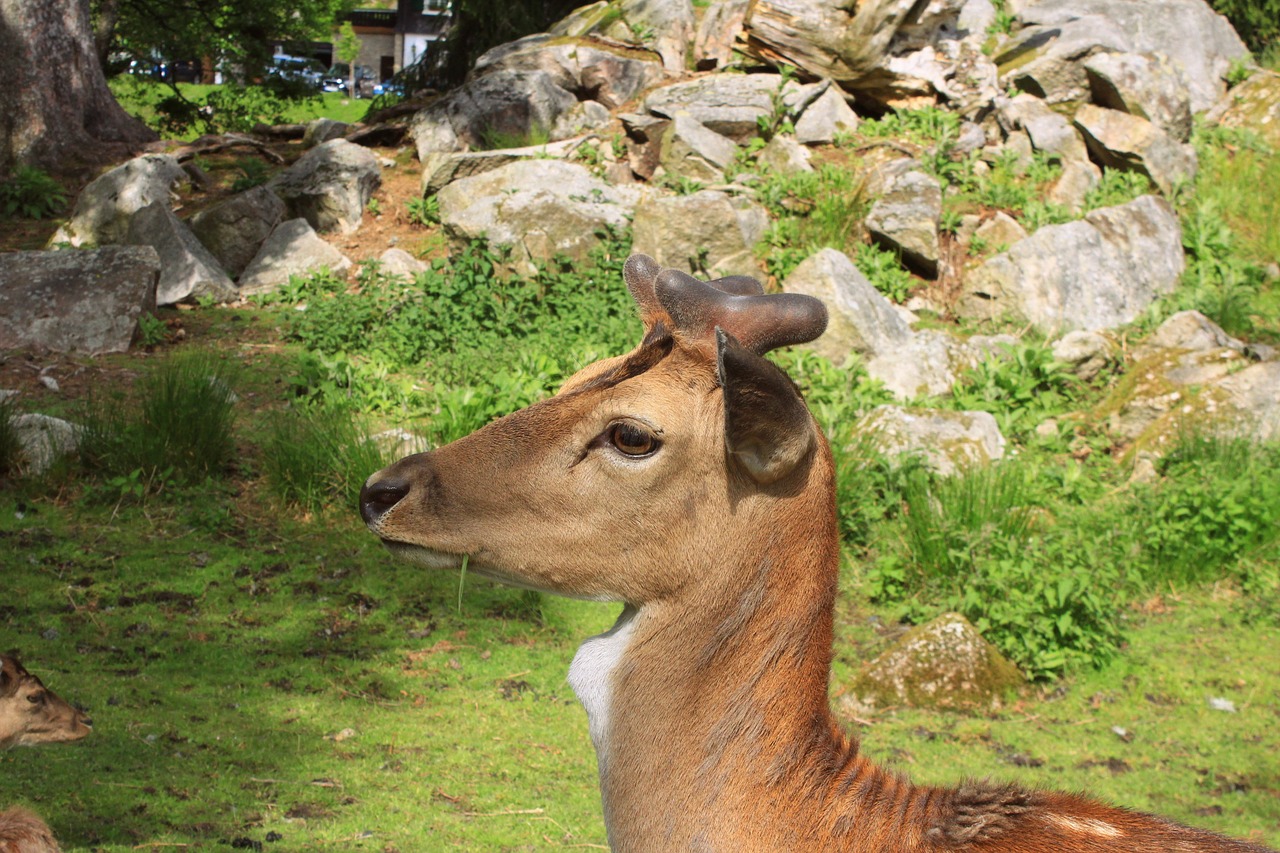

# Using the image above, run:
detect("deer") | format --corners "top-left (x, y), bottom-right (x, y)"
top-left (359, 255), bottom-right (1276, 852)
top-left (1, 655), bottom-right (93, 853)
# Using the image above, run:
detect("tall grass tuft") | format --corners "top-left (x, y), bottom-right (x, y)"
top-left (262, 404), bottom-right (393, 513)
top-left (78, 352), bottom-right (238, 486)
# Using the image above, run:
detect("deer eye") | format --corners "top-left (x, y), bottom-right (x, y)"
top-left (27, 692), bottom-right (44, 705)
top-left (608, 422), bottom-right (660, 457)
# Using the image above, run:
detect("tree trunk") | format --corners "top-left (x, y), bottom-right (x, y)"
top-left (0, 0), bottom-right (156, 174)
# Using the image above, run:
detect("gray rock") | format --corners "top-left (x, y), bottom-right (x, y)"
top-left (267, 139), bottom-right (382, 234)
top-left (1084, 52), bottom-right (1193, 142)
top-left (960, 195), bottom-right (1183, 333)
top-left (473, 35), bottom-right (665, 109)
top-left (757, 134), bottom-right (813, 174)
top-left (866, 169), bottom-right (942, 277)
top-left (411, 70), bottom-right (579, 161)
top-left (781, 248), bottom-right (913, 364)
top-left (848, 612), bottom-right (1024, 712)
top-left (854, 405), bottom-right (1006, 476)
top-left (10, 414), bottom-right (81, 475)
top-left (125, 202), bottom-right (236, 306)
top-left (1051, 329), bottom-right (1115, 381)
top-left (659, 112), bottom-right (740, 183)
top-left (188, 185), bottom-right (287, 279)
top-left (693, 0), bottom-right (749, 71)
top-left (1014, 0), bottom-right (1249, 113)
top-left (993, 14), bottom-right (1131, 107)
top-left (1142, 310), bottom-right (1249, 357)
top-left (1074, 104), bottom-right (1197, 196)
top-left (865, 329), bottom-right (974, 400)
top-left (972, 212), bottom-right (1027, 252)
top-left (437, 160), bottom-right (633, 276)
top-left (238, 219), bottom-right (353, 296)
top-left (50, 154), bottom-right (187, 247)
top-left (0, 247), bottom-right (159, 354)
top-left (302, 118), bottom-right (353, 147)
top-left (643, 74), bottom-right (800, 140)
top-left (631, 190), bottom-right (768, 280)
top-left (793, 84), bottom-right (860, 144)
top-left (377, 248), bottom-right (428, 280)
top-left (1213, 72), bottom-right (1280, 149)
top-left (421, 135), bottom-right (597, 195)
top-left (1045, 158), bottom-right (1101, 213)
top-left (1001, 94), bottom-right (1089, 163)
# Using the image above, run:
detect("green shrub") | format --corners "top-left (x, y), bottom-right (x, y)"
top-left (0, 166), bottom-right (67, 220)
top-left (262, 404), bottom-right (392, 512)
top-left (950, 340), bottom-right (1080, 438)
top-left (854, 242), bottom-right (914, 303)
top-left (406, 195), bottom-right (440, 227)
top-left (78, 353), bottom-right (238, 487)
top-left (1209, 0), bottom-right (1280, 54)
top-left (755, 163), bottom-right (870, 280)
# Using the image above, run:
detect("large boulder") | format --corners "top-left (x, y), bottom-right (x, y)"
top-left (658, 112), bottom-right (739, 183)
top-left (267, 140), bottom-right (381, 235)
top-left (238, 219), bottom-right (353, 296)
top-left (9, 414), bottom-right (81, 475)
top-left (1213, 71), bottom-right (1280, 149)
top-left (991, 13), bottom-right (1132, 108)
top-left (0, 247), bottom-right (159, 354)
top-left (437, 160), bottom-right (634, 275)
top-left (125, 202), bottom-right (236, 306)
top-left (848, 612), bottom-right (1025, 711)
top-left (630, 190), bottom-right (768, 279)
top-left (739, 0), bottom-right (969, 107)
top-left (1009, 0), bottom-right (1249, 114)
top-left (854, 405), bottom-right (1006, 476)
top-left (473, 34), bottom-right (665, 109)
top-left (550, 0), bottom-right (695, 73)
top-left (959, 195), bottom-right (1184, 334)
top-left (1083, 52), bottom-right (1193, 142)
top-left (1073, 104), bottom-right (1197, 196)
top-left (410, 70), bottom-right (581, 161)
top-left (421, 136), bottom-right (597, 195)
top-left (693, 0), bottom-right (749, 71)
top-left (50, 154), bottom-right (186, 247)
top-left (188, 185), bottom-right (287, 279)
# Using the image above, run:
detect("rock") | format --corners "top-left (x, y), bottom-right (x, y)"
top-left (1104, 347), bottom-right (1247, 442)
top-left (855, 405), bottom-right (1006, 476)
top-left (643, 73), bottom-right (800, 140)
top-left (1141, 310), bottom-right (1250, 358)
top-left (238, 219), bottom-right (353, 296)
top-left (1045, 158), bottom-right (1101, 213)
top-left (1074, 104), bottom-right (1197, 196)
top-left (0, 247), bottom-right (159, 354)
top-left (631, 190), bottom-right (768, 279)
top-left (620, 112), bottom-right (671, 181)
top-left (377, 248), bottom-right (428, 280)
top-left (421, 136), bottom-right (599, 194)
top-left (659, 112), bottom-right (740, 183)
top-left (125, 202), bottom-right (236, 306)
top-left (1013, 0), bottom-right (1249, 114)
top-left (960, 195), bottom-right (1184, 333)
top-left (302, 118), bottom-right (353, 147)
top-left (10, 414), bottom-right (81, 475)
top-left (267, 140), bottom-right (381, 235)
top-left (188, 185), bottom-right (287, 279)
top-left (555, 0), bottom-right (695, 73)
top-left (781, 248), bottom-right (913, 364)
top-left (972, 211), bottom-right (1027, 252)
top-left (693, 0), bottom-right (749, 70)
top-left (757, 133), bottom-right (813, 174)
top-left (740, 0), bottom-right (968, 108)
top-left (437, 160), bottom-right (633, 276)
top-left (411, 70), bottom-right (578, 160)
top-left (850, 613), bottom-right (1025, 711)
top-left (1001, 94), bottom-right (1089, 163)
top-left (864, 329), bottom-right (1009, 400)
top-left (1051, 329), bottom-right (1115, 381)
top-left (473, 35), bottom-right (665, 109)
top-left (793, 84), bottom-right (860, 144)
top-left (50, 154), bottom-right (187, 247)
top-left (1214, 71), bottom-right (1280, 149)
top-left (866, 169), bottom-right (942, 277)
top-left (992, 14), bottom-right (1131, 107)
top-left (1083, 52), bottom-right (1193, 142)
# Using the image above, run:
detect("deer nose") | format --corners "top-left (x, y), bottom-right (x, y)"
top-left (360, 477), bottom-right (410, 525)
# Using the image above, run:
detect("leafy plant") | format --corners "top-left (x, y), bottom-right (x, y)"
top-left (406, 195), bottom-right (440, 227)
top-left (756, 163), bottom-right (870, 279)
top-left (854, 242), bottom-right (914, 303)
top-left (137, 313), bottom-right (169, 348)
top-left (0, 166), bottom-right (67, 219)
top-left (230, 156), bottom-right (271, 192)
top-left (756, 64), bottom-right (797, 141)
top-left (950, 340), bottom-right (1079, 438)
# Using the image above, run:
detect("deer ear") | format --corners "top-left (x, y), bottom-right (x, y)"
top-left (0, 658), bottom-right (17, 696)
top-left (717, 329), bottom-right (815, 485)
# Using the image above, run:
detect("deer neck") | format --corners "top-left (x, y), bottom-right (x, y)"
top-left (568, 476), bottom-right (853, 849)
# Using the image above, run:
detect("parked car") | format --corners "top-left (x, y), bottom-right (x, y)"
top-left (269, 54), bottom-right (325, 89)
top-left (323, 63), bottom-right (377, 98)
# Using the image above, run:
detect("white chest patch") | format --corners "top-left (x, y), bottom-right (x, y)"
top-left (567, 605), bottom-right (637, 773)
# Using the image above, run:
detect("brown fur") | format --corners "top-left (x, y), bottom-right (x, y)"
top-left (0, 808), bottom-right (60, 853)
top-left (360, 258), bottom-right (1276, 852)
top-left (1, 657), bottom-right (90, 853)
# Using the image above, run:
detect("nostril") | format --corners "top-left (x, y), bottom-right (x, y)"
top-left (81, 716), bottom-right (93, 728)
top-left (360, 478), bottom-right (410, 525)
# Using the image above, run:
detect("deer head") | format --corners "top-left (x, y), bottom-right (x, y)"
top-left (0, 656), bottom-right (92, 749)
top-left (360, 255), bottom-right (829, 604)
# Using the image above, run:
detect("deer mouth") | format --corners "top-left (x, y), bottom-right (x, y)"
top-left (379, 540), bottom-right (465, 570)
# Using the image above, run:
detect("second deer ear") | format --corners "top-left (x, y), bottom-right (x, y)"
top-left (717, 329), bottom-right (815, 485)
